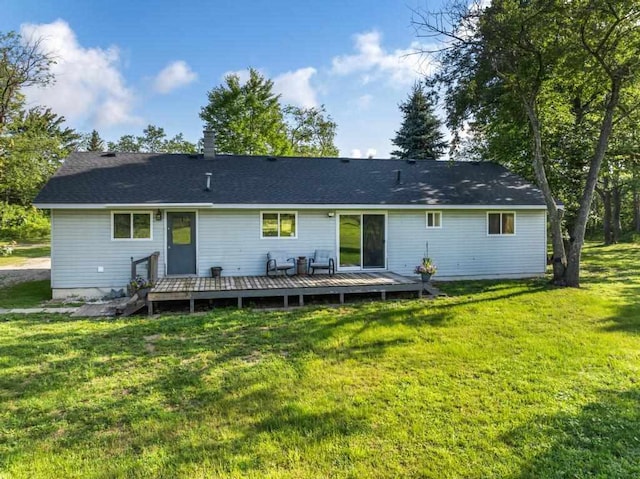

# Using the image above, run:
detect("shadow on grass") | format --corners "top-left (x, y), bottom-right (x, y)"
top-left (505, 388), bottom-right (640, 478)
top-left (0, 305), bottom-right (417, 473)
top-left (601, 283), bottom-right (640, 334)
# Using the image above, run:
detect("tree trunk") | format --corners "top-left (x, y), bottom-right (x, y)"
top-left (612, 186), bottom-right (622, 244)
top-left (521, 97), bottom-right (566, 283)
top-left (564, 78), bottom-right (621, 287)
top-left (634, 187), bottom-right (640, 232)
top-left (597, 184), bottom-right (613, 245)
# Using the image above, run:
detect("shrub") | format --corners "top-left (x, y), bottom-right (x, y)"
top-left (0, 203), bottom-right (50, 241)
top-left (0, 241), bottom-right (16, 256)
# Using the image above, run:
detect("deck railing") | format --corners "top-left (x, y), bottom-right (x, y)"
top-left (131, 251), bottom-right (160, 284)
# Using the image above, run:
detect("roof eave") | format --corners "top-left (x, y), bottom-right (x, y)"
top-left (34, 202), bottom-right (547, 210)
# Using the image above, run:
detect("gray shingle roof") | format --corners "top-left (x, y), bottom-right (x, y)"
top-left (34, 152), bottom-right (547, 207)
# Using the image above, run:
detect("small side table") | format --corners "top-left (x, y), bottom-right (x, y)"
top-left (296, 257), bottom-right (307, 276)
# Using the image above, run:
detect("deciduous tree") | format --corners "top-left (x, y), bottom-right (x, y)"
top-left (107, 125), bottom-right (196, 153)
top-left (284, 105), bottom-right (339, 157)
top-left (415, 0), bottom-right (640, 286)
top-left (200, 68), bottom-right (289, 156)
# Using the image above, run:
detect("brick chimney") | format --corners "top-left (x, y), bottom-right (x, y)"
top-left (203, 129), bottom-right (215, 159)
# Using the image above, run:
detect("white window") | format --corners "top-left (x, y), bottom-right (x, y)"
top-left (112, 212), bottom-right (152, 240)
top-left (261, 212), bottom-right (297, 238)
top-left (487, 212), bottom-right (515, 235)
top-left (426, 211), bottom-right (442, 229)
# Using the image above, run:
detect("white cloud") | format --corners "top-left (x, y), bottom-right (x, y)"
top-left (356, 94), bottom-right (373, 110)
top-left (331, 31), bottom-right (432, 87)
top-left (351, 149), bottom-right (362, 158)
top-left (153, 60), bottom-right (197, 94)
top-left (366, 148), bottom-right (377, 158)
top-left (273, 67), bottom-right (318, 108)
top-left (20, 19), bottom-right (139, 128)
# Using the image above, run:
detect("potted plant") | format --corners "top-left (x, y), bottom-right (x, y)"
top-left (128, 275), bottom-right (154, 299)
top-left (414, 257), bottom-right (437, 282)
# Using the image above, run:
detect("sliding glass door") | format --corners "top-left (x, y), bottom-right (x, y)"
top-left (338, 213), bottom-right (386, 270)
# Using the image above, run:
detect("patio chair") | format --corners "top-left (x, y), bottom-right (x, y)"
top-left (266, 251), bottom-right (296, 277)
top-left (308, 249), bottom-right (335, 276)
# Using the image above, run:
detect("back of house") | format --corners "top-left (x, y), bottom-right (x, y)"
top-left (34, 144), bottom-right (549, 298)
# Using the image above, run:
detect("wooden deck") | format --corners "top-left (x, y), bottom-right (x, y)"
top-left (147, 272), bottom-right (424, 313)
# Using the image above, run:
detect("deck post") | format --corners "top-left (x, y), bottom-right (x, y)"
top-left (381, 291), bottom-right (386, 301)
top-left (283, 295), bottom-right (288, 308)
top-left (299, 294), bottom-right (304, 306)
top-left (237, 296), bottom-right (243, 308)
top-left (418, 288), bottom-right (423, 298)
top-left (147, 300), bottom-right (153, 316)
top-left (339, 292), bottom-right (344, 304)
top-left (189, 298), bottom-right (195, 313)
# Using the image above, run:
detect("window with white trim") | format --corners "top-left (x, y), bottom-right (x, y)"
top-left (426, 211), bottom-right (442, 228)
top-left (488, 212), bottom-right (515, 235)
top-left (112, 212), bottom-right (152, 240)
top-left (261, 212), bottom-right (297, 238)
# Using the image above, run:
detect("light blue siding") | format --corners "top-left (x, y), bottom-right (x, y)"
top-left (387, 210), bottom-right (547, 279)
top-left (197, 210), bottom-right (336, 276)
top-left (51, 209), bottom-right (165, 291)
top-left (51, 207), bottom-right (546, 296)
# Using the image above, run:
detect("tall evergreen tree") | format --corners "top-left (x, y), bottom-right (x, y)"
top-left (391, 82), bottom-right (447, 160)
top-left (86, 129), bottom-right (104, 151)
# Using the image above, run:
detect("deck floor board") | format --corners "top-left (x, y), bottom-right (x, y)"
top-left (147, 272), bottom-right (427, 311)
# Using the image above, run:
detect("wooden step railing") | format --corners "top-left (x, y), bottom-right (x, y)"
top-left (131, 251), bottom-right (160, 284)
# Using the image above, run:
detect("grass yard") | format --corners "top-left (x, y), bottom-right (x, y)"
top-left (0, 243), bottom-right (639, 478)
top-left (0, 280), bottom-right (51, 309)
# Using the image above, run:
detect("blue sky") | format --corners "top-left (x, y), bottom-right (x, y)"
top-left (2, 0), bottom-right (442, 157)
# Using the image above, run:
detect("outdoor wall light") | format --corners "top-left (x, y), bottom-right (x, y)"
top-left (327, 211), bottom-right (335, 218)
top-left (155, 209), bottom-right (162, 221)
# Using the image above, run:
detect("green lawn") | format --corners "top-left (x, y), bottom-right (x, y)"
top-left (1, 243), bottom-right (639, 477)
top-left (0, 280), bottom-right (51, 308)
top-left (0, 243), bottom-right (50, 267)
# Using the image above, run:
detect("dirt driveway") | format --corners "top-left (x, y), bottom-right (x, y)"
top-left (0, 257), bottom-right (51, 288)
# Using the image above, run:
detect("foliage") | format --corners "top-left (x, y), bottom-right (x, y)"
top-left (83, 129), bottom-right (104, 152)
top-left (128, 275), bottom-right (153, 293)
top-left (106, 134), bottom-right (140, 152)
top-left (201, 69), bottom-right (339, 157)
top-left (0, 240), bottom-right (16, 256)
top-left (0, 31), bottom-right (53, 127)
top-left (416, 0), bottom-right (640, 286)
top-left (200, 68), bottom-right (289, 155)
top-left (414, 256), bottom-right (437, 275)
top-left (284, 105), bottom-right (339, 157)
top-left (0, 243), bottom-right (639, 477)
top-left (107, 124), bottom-right (197, 154)
top-left (391, 81), bottom-right (447, 159)
top-left (1, 31), bottom-right (79, 214)
top-left (0, 202), bottom-right (50, 241)
top-left (0, 106), bottom-right (79, 205)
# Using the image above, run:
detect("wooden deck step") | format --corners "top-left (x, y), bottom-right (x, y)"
top-left (116, 292), bottom-right (147, 317)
